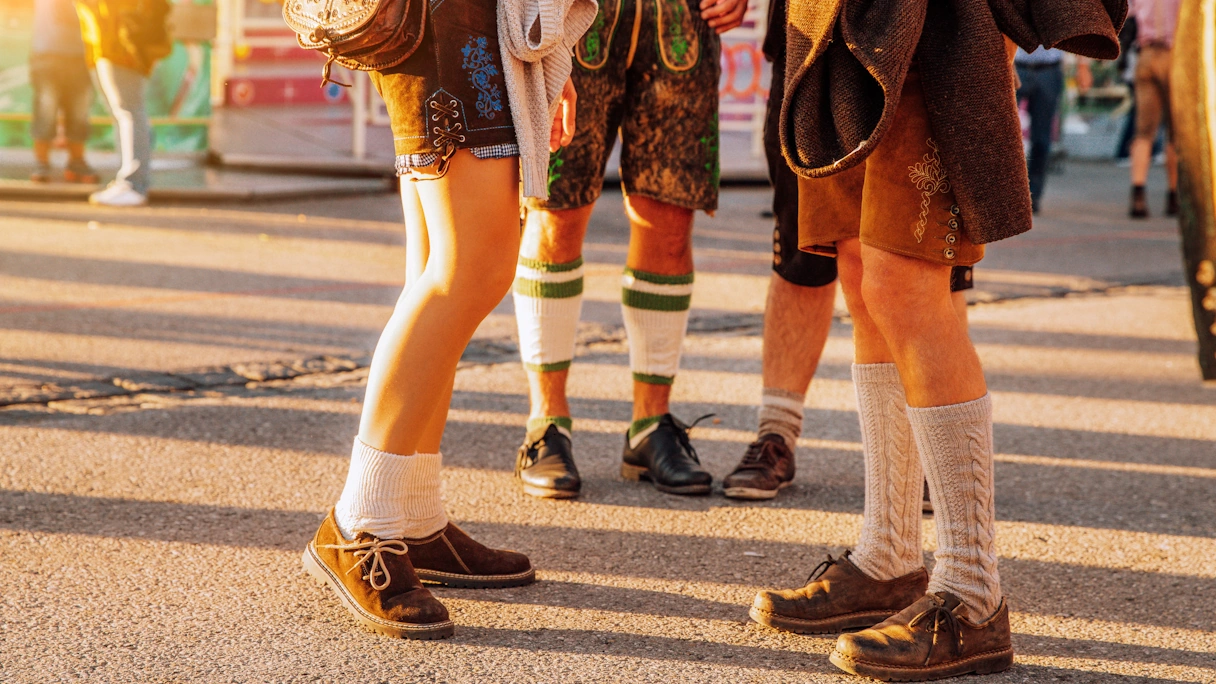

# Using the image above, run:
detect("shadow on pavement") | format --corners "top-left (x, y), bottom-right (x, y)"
top-left (2, 489), bottom-right (1213, 634)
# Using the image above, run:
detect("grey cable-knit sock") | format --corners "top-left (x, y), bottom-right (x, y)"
top-left (849, 364), bottom-right (925, 580)
top-left (757, 387), bottom-right (805, 450)
top-left (908, 394), bottom-right (1002, 622)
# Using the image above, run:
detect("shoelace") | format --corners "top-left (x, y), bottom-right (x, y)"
top-left (321, 538), bottom-right (409, 591)
top-left (803, 554), bottom-right (839, 586)
top-left (673, 413), bottom-right (716, 464)
top-left (739, 438), bottom-right (783, 470)
top-left (908, 598), bottom-right (965, 663)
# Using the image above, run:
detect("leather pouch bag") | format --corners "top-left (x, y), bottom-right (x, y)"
top-left (283, 0), bottom-right (426, 86)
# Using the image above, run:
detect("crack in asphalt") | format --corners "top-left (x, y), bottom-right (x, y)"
top-left (0, 284), bottom-right (1180, 421)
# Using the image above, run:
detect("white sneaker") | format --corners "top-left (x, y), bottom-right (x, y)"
top-left (89, 182), bottom-right (148, 207)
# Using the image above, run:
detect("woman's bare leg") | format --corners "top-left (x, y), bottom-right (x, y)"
top-left (399, 181), bottom-right (456, 455)
top-left (358, 152), bottom-right (521, 455)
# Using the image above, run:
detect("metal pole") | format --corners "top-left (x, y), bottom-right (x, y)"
top-left (212, 0), bottom-right (235, 108)
top-left (1171, 0), bottom-right (1216, 381)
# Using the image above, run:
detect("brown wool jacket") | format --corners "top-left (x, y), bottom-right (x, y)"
top-left (781, 0), bottom-right (1126, 244)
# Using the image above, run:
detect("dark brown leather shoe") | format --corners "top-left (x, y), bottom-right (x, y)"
top-left (303, 509), bottom-right (454, 639)
top-left (723, 434), bottom-right (795, 500)
top-left (830, 592), bottom-right (1013, 681)
top-left (750, 552), bottom-right (928, 634)
top-left (406, 523), bottom-right (535, 588)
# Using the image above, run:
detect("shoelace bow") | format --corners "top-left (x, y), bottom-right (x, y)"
top-left (803, 554), bottom-right (838, 586)
top-left (321, 538), bottom-right (409, 591)
top-left (908, 599), bottom-right (965, 663)
top-left (674, 414), bottom-right (716, 464)
top-left (739, 438), bottom-right (784, 470)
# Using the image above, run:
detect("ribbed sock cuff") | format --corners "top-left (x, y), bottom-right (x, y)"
top-left (628, 414), bottom-right (663, 448)
top-left (526, 415), bottom-right (573, 440)
top-left (851, 362), bottom-right (902, 386)
top-left (333, 440), bottom-right (446, 541)
top-left (758, 387), bottom-right (805, 449)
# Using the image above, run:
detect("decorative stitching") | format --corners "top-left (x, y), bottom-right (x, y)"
top-left (440, 534), bottom-right (474, 574)
top-left (461, 36), bottom-right (503, 120)
top-left (907, 139), bottom-right (951, 244)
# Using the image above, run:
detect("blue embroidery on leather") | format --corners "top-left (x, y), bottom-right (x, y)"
top-left (461, 36), bottom-right (503, 120)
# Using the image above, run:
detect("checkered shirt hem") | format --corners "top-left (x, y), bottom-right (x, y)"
top-left (395, 143), bottom-right (520, 176)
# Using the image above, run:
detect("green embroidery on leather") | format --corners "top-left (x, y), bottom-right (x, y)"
top-left (583, 10), bottom-right (606, 63)
top-left (668, 0), bottom-right (689, 63)
top-left (701, 113), bottom-right (720, 188)
top-left (548, 148), bottom-right (565, 194)
top-left (654, 0), bottom-right (699, 72)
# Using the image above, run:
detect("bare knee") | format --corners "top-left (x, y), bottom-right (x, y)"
top-left (523, 205), bottom-right (592, 263)
top-left (859, 249), bottom-right (952, 336)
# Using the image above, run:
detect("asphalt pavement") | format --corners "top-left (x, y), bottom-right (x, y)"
top-left (1, 161), bottom-right (1213, 683)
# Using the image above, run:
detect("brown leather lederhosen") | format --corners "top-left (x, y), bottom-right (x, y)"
top-left (370, 0), bottom-right (518, 173)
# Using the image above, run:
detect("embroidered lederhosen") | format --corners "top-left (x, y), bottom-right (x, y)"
top-left (369, 0), bottom-right (518, 177)
top-left (529, 0), bottom-right (721, 212)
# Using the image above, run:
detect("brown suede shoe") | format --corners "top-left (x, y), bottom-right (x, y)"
top-left (830, 592), bottom-right (1013, 681)
top-left (750, 552), bottom-right (928, 634)
top-left (406, 523), bottom-right (535, 588)
top-left (723, 434), bottom-right (795, 500)
top-left (303, 509), bottom-right (454, 639)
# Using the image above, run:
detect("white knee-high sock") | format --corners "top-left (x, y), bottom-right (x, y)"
top-left (849, 363), bottom-right (925, 580)
top-left (908, 394), bottom-right (1002, 622)
top-left (333, 440), bottom-right (447, 541)
top-left (514, 255), bottom-right (585, 373)
top-left (621, 267), bottom-right (694, 386)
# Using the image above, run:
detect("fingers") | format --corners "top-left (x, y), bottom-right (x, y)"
top-left (700, 0), bottom-right (746, 33)
top-left (549, 80), bottom-right (578, 152)
top-left (560, 86), bottom-right (577, 148)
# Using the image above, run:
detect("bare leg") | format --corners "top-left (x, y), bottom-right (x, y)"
top-left (1165, 142), bottom-right (1178, 191)
top-left (358, 152), bottom-right (522, 455)
top-left (1131, 138), bottom-right (1153, 187)
top-left (399, 180), bottom-right (455, 455)
top-left (624, 194), bottom-right (694, 421)
top-left (857, 243), bottom-right (986, 407)
top-left (761, 273), bottom-right (837, 395)
top-left (33, 140), bottom-right (51, 165)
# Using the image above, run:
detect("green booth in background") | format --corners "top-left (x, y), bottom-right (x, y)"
top-left (0, 0), bottom-right (214, 153)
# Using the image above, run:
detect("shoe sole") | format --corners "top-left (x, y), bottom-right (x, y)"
top-left (302, 543), bottom-right (455, 640)
top-left (520, 482), bottom-right (580, 499)
top-left (723, 481), bottom-right (792, 500)
top-left (749, 606), bottom-right (895, 635)
top-left (829, 647), bottom-right (1014, 681)
top-left (620, 462), bottom-right (711, 495)
top-left (414, 566), bottom-right (537, 589)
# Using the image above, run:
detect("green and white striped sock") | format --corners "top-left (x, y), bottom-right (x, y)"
top-left (628, 414), bottom-right (664, 449)
top-left (526, 415), bottom-right (573, 441)
top-left (621, 267), bottom-right (694, 386)
top-left (514, 256), bottom-right (584, 373)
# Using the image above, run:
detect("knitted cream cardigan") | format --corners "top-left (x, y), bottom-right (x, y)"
top-left (498, 0), bottom-right (597, 199)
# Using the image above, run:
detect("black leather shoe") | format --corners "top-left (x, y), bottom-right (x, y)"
top-left (621, 414), bottom-right (713, 495)
top-left (515, 423), bottom-right (581, 499)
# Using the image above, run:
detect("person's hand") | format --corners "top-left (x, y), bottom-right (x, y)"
top-left (1075, 60), bottom-right (1093, 93)
top-left (549, 77), bottom-right (577, 152)
top-left (700, 0), bottom-right (748, 34)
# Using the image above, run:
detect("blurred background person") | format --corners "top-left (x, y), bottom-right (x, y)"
top-left (1015, 47), bottom-right (1090, 214)
top-left (1127, 0), bottom-right (1180, 218)
top-left (29, 0), bottom-right (97, 185)
top-left (73, 0), bottom-right (172, 207)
